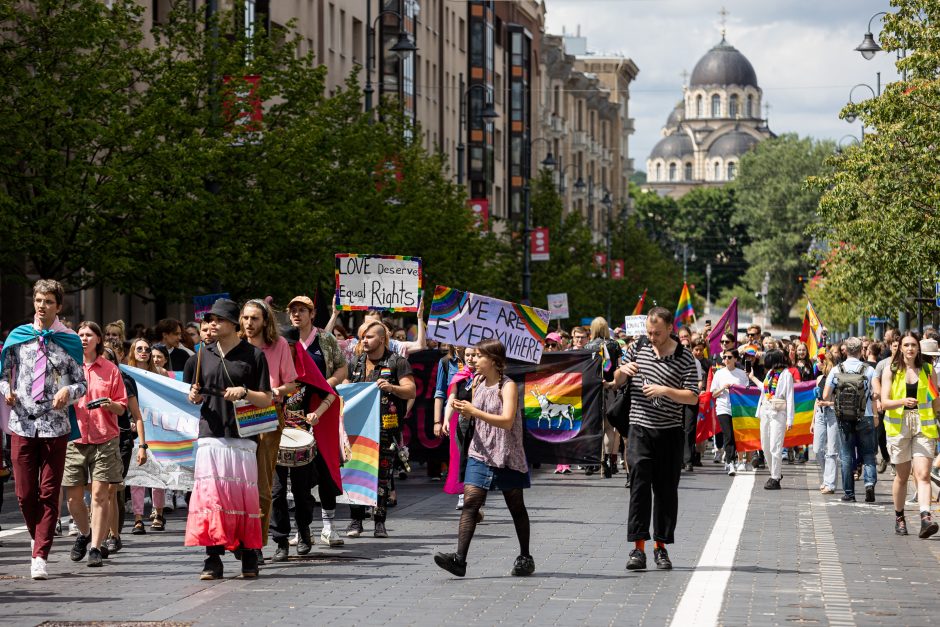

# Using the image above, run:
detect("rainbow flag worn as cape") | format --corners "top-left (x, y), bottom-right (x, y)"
top-left (801, 301), bottom-right (826, 358)
top-left (632, 290), bottom-right (647, 316)
top-left (729, 381), bottom-right (816, 452)
top-left (336, 382), bottom-right (381, 507)
top-left (674, 282), bottom-right (695, 331)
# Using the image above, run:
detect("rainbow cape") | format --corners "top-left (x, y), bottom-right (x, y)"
top-left (674, 282), bottom-right (695, 331)
top-left (729, 381), bottom-right (816, 452)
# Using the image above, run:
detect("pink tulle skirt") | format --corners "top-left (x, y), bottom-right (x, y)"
top-left (184, 437), bottom-right (262, 551)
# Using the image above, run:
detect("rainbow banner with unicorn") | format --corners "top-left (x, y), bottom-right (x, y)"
top-left (428, 285), bottom-right (551, 364)
top-left (336, 382), bottom-right (381, 507)
top-left (729, 380), bottom-right (816, 452)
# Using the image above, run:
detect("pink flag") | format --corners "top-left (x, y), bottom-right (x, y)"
top-left (707, 297), bottom-right (739, 357)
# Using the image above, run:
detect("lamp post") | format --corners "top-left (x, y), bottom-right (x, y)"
top-left (675, 243), bottom-right (695, 283)
top-left (602, 190), bottom-right (613, 322)
top-left (845, 80), bottom-right (879, 137)
top-left (705, 262), bottom-right (712, 314)
top-left (521, 136), bottom-right (556, 304)
top-left (855, 11), bottom-right (908, 80)
top-left (364, 1), bottom-right (418, 114)
top-left (455, 82), bottom-right (498, 185)
top-left (556, 159), bottom-right (578, 194)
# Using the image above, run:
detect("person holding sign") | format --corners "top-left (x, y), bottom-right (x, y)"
top-left (615, 307), bottom-right (699, 571)
top-left (346, 321), bottom-right (416, 539)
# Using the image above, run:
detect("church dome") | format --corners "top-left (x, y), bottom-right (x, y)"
top-left (650, 132), bottom-right (694, 161)
top-left (665, 101), bottom-right (685, 129)
top-left (690, 38), bottom-right (758, 88)
top-left (707, 130), bottom-right (759, 158)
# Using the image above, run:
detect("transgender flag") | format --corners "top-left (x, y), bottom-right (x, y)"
top-left (336, 382), bottom-right (381, 507)
top-left (674, 282), bottom-right (695, 330)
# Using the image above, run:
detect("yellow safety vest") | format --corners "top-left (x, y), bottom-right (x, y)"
top-left (886, 364), bottom-right (939, 439)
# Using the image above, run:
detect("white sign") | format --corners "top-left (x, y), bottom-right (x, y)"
top-left (334, 254), bottom-right (422, 312)
top-left (547, 293), bottom-right (569, 320)
top-left (623, 315), bottom-right (648, 337)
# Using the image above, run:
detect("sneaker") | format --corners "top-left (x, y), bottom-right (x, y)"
top-left (684, 462), bottom-right (694, 472)
top-left (241, 549), bottom-right (259, 578)
top-left (433, 552), bottom-right (467, 577)
top-left (98, 543), bottom-right (110, 559)
top-left (476, 509), bottom-right (485, 523)
top-left (31, 557), bottom-right (48, 580)
top-left (907, 493), bottom-right (919, 504)
top-left (70, 533), bottom-right (90, 562)
top-left (87, 547), bottom-right (103, 567)
top-left (764, 478), bottom-right (780, 490)
top-left (510, 554), bottom-right (535, 576)
top-left (163, 492), bottom-right (175, 513)
top-left (320, 528), bottom-right (345, 547)
top-left (930, 467), bottom-right (940, 488)
top-left (374, 521), bottom-right (388, 538)
top-left (653, 547), bottom-right (672, 570)
top-left (175, 492), bottom-right (188, 509)
top-left (68, 520), bottom-right (79, 537)
top-left (346, 520), bottom-right (363, 538)
top-left (562, 467), bottom-right (572, 475)
top-left (200, 555), bottom-right (223, 580)
top-left (878, 457), bottom-right (888, 473)
top-left (623, 472), bottom-right (631, 489)
top-left (297, 535), bottom-right (313, 555)
top-left (54, 519), bottom-right (63, 537)
top-left (456, 494), bottom-right (465, 510)
top-left (727, 463), bottom-right (736, 477)
top-left (713, 449), bottom-right (722, 463)
top-left (288, 531), bottom-right (299, 546)
top-left (865, 486), bottom-right (875, 503)
top-left (105, 535), bottom-right (121, 554)
top-left (841, 494), bottom-right (856, 502)
top-left (896, 515), bottom-right (908, 535)
top-left (626, 548), bottom-right (647, 570)
top-left (272, 540), bottom-right (290, 562)
top-left (131, 520), bottom-right (146, 535)
top-left (820, 486), bottom-right (835, 495)
top-left (919, 515), bottom-right (939, 539)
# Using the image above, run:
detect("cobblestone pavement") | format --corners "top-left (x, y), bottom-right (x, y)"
top-left (0, 456), bottom-right (937, 626)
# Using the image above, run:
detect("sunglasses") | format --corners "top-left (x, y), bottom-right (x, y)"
top-left (722, 355), bottom-right (735, 360)
top-left (721, 339), bottom-right (733, 344)
top-left (135, 346), bottom-right (151, 353)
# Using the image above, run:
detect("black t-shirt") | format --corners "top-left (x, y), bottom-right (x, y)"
top-left (184, 340), bottom-right (270, 438)
top-left (118, 373), bottom-right (138, 435)
top-left (349, 349), bottom-right (413, 430)
top-left (304, 334), bottom-right (328, 379)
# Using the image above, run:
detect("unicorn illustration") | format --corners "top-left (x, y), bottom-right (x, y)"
top-left (530, 386), bottom-right (575, 429)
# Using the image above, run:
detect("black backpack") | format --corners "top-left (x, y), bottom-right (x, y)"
top-left (832, 363), bottom-right (870, 422)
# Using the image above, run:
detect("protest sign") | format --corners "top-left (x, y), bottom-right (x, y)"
top-left (334, 254), bottom-right (422, 312)
top-left (547, 293), bottom-right (569, 320)
top-left (429, 286), bottom-right (550, 364)
top-left (193, 292), bottom-right (230, 320)
top-left (623, 315), bottom-right (648, 336)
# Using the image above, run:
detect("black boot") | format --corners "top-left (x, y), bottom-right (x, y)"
top-left (241, 548), bottom-right (259, 578)
top-left (602, 455), bottom-right (612, 479)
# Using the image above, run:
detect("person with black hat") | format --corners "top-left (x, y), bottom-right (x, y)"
top-left (183, 298), bottom-right (271, 580)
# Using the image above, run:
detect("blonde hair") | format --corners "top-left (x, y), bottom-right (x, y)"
top-left (589, 317), bottom-right (609, 341)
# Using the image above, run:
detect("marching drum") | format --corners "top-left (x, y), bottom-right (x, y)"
top-left (276, 428), bottom-right (317, 467)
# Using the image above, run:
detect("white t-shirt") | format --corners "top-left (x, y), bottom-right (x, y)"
top-left (710, 367), bottom-right (749, 416)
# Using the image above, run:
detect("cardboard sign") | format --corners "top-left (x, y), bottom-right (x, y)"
top-left (429, 285), bottom-right (551, 364)
top-left (334, 254), bottom-right (422, 312)
top-left (193, 292), bottom-right (230, 321)
top-left (623, 315), bottom-right (648, 337)
top-left (547, 293), bottom-right (569, 320)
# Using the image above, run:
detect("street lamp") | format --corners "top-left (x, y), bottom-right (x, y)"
top-left (556, 160), bottom-right (578, 193)
top-left (602, 190), bottom-right (613, 321)
top-left (364, 1), bottom-right (418, 113)
top-left (521, 136), bottom-right (557, 304)
top-left (705, 263), bottom-right (712, 314)
top-left (674, 243), bottom-right (695, 283)
top-left (845, 81), bottom-right (879, 136)
top-left (855, 12), bottom-right (887, 60)
top-left (456, 82), bottom-right (499, 185)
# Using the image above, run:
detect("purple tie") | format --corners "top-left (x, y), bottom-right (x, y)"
top-left (32, 337), bottom-right (47, 402)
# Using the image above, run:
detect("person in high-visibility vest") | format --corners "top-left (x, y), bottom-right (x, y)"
top-left (878, 332), bottom-right (940, 539)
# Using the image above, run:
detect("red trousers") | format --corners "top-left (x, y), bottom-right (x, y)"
top-left (11, 433), bottom-right (69, 559)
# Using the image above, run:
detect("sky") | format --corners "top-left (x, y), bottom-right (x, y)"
top-left (543, 0), bottom-right (899, 173)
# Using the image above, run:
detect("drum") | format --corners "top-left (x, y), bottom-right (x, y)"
top-left (276, 428), bottom-right (316, 467)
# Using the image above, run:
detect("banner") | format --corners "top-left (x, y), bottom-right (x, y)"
top-left (593, 252), bottom-right (607, 273)
top-left (398, 349), bottom-right (448, 464)
top-left (468, 198), bottom-right (489, 231)
top-left (707, 297), bottom-right (739, 358)
top-left (336, 382), bottom-right (381, 507)
top-left (193, 292), bottom-right (230, 320)
top-left (119, 365), bottom-right (200, 489)
top-left (531, 227), bottom-right (550, 261)
top-left (729, 381), bottom-right (816, 452)
top-left (623, 315), bottom-right (647, 336)
top-left (334, 253), bottom-right (422, 313)
top-left (429, 285), bottom-right (550, 364)
top-left (611, 260), bottom-right (624, 280)
top-left (547, 293), bottom-right (569, 320)
top-left (513, 350), bottom-right (604, 465)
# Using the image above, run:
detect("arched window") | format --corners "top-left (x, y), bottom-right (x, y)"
top-left (696, 95), bottom-right (703, 118)
top-left (713, 162), bottom-right (720, 180)
top-left (727, 162), bottom-right (737, 180)
top-left (656, 163), bottom-right (662, 181)
top-left (729, 94), bottom-right (739, 118)
top-left (746, 95), bottom-right (753, 118)
top-left (711, 94), bottom-right (721, 117)
top-left (669, 163), bottom-right (677, 181)
top-left (684, 162), bottom-right (693, 181)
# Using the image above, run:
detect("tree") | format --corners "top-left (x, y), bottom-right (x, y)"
top-left (810, 0), bottom-right (940, 323)
top-left (732, 134), bottom-right (834, 322)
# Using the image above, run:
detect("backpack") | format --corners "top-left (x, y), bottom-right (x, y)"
top-left (832, 363), bottom-right (869, 422)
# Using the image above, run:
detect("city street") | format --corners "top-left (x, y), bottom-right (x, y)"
top-left (1, 456), bottom-right (937, 626)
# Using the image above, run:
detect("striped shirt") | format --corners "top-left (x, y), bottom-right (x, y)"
top-left (626, 340), bottom-right (699, 429)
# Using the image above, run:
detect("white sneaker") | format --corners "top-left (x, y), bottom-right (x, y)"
top-left (456, 494), bottom-right (465, 510)
top-left (31, 557), bottom-right (48, 580)
top-left (727, 463), bottom-right (736, 477)
top-left (320, 527), bottom-right (345, 547)
top-left (68, 520), bottom-right (79, 536)
top-left (288, 531), bottom-right (299, 546)
top-left (175, 492), bottom-right (188, 509)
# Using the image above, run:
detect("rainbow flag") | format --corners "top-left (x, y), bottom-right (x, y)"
top-left (147, 439), bottom-right (196, 463)
top-left (674, 282), bottom-right (695, 330)
top-left (927, 366), bottom-right (938, 403)
top-left (729, 381), bottom-right (816, 452)
top-left (337, 382), bottom-right (381, 507)
top-left (632, 290), bottom-right (647, 316)
top-left (800, 301), bottom-right (826, 358)
top-left (523, 370), bottom-right (584, 432)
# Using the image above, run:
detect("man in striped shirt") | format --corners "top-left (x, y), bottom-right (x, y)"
top-left (615, 307), bottom-right (699, 571)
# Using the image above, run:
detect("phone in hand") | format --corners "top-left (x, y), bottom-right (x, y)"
top-left (86, 397), bottom-right (110, 410)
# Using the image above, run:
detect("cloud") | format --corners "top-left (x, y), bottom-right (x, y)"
top-left (544, 0), bottom-right (899, 169)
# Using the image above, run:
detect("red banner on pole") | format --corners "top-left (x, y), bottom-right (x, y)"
top-left (593, 252), bottom-right (607, 272)
top-left (222, 74), bottom-right (263, 136)
top-left (468, 199), bottom-right (489, 231)
top-left (611, 259), bottom-right (624, 280)
top-left (531, 227), bottom-right (550, 261)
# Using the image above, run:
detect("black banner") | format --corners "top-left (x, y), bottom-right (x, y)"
top-left (400, 349), bottom-right (448, 463)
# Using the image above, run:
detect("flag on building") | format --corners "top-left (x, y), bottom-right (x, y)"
top-left (674, 282), bottom-right (695, 330)
top-left (632, 289), bottom-right (647, 315)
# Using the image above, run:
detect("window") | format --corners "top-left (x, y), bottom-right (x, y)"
top-left (328, 3), bottom-right (335, 51)
top-left (746, 95), bottom-right (753, 118)
top-left (727, 162), bottom-right (737, 179)
top-left (459, 18), bottom-right (467, 51)
top-left (684, 162), bottom-right (692, 181)
top-left (669, 163), bottom-right (677, 181)
top-left (713, 162), bottom-right (720, 180)
top-left (729, 94), bottom-right (738, 118)
top-left (656, 163), bottom-right (662, 181)
top-left (711, 94), bottom-right (721, 117)
top-left (352, 18), bottom-right (363, 64)
top-left (696, 95), bottom-right (703, 118)
top-left (553, 85), bottom-right (560, 115)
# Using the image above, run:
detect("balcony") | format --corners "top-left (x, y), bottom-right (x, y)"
top-left (622, 118), bottom-right (636, 134)
top-left (550, 115), bottom-right (567, 134)
top-left (571, 130), bottom-right (588, 148)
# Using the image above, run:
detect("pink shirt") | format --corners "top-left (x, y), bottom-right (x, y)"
top-left (262, 337), bottom-right (298, 389)
top-left (74, 356), bottom-right (127, 445)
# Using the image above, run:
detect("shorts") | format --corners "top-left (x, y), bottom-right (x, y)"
top-left (887, 411), bottom-right (937, 465)
top-left (464, 457), bottom-right (530, 491)
top-left (62, 438), bottom-right (124, 486)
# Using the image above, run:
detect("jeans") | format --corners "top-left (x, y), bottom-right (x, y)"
top-left (838, 415), bottom-right (877, 497)
top-left (813, 407), bottom-right (840, 490)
